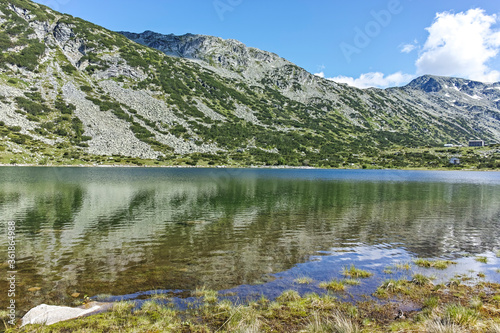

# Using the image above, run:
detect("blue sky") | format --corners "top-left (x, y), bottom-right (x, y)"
top-left (34, 0), bottom-right (500, 88)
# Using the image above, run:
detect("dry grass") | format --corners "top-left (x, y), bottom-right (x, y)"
top-left (424, 319), bottom-right (467, 333)
top-left (302, 311), bottom-right (360, 333)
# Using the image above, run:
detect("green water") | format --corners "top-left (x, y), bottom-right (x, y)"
top-left (1, 167), bottom-right (500, 312)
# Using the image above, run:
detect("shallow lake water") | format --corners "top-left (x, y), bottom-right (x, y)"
top-left (1, 167), bottom-right (500, 313)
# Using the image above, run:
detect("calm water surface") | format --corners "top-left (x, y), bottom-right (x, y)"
top-left (1, 167), bottom-right (500, 312)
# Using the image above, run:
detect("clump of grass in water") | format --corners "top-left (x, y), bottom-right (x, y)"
top-left (475, 256), bottom-right (488, 263)
top-left (414, 258), bottom-right (457, 269)
top-left (342, 264), bottom-right (373, 278)
top-left (319, 279), bottom-right (346, 292)
top-left (294, 276), bottom-right (313, 284)
top-left (192, 286), bottom-right (218, 303)
top-left (496, 250), bottom-right (500, 258)
top-left (343, 279), bottom-right (361, 286)
top-left (411, 274), bottom-right (434, 286)
top-left (94, 294), bottom-right (112, 301)
top-left (394, 262), bottom-right (411, 270)
top-left (374, 279), bottom-right (407, 297)
top-left (383, 266), bottom-right (394, 274)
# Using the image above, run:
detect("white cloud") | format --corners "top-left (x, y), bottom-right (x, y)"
top-left (329, 71), bottom-right (415, 89)
top-left (416, 8), bottom-right (500, 82)
top-left (318, 8), bottom-right (500, 89)
top-left (401, 41), bottom-right (417, 53)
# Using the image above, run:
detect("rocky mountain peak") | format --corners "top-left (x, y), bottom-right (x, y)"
top-left (1, 0), bottom-right (499, 168)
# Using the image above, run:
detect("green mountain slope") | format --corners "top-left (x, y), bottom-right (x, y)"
top-left (0, 0), bottom-right (499, 168)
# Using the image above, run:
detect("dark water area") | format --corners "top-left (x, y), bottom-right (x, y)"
top-left (1, 167), bottom-right (499, 314)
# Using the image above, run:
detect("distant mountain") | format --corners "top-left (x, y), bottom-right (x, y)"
top-left (0, 0), bottom-right (499, 168)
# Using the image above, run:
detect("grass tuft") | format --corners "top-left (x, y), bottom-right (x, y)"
top-left (375, 279), bottom-right (406, 297)
top-left (303, 311), bottom-right (360, 333)
top-left (423, 296), bottom-right (439, 310)
top-left (192, 286), bottom-right (218, 303)
top-left (319, 280), bottom-right (346, 292)
top-left (475, 256), bottom-right (488, 264)
top-left (343, 279), bottom-right (361, 286)
top-left (276, 290), bottom-right (301, 302)
top-left (411, 274), bottom-right (433, 286)
top-left (294, 276), bottom-right (313, 284)
top-left (425, 318), bottom-right (467, 333)
top-left (487, 323), bottom-right (500, 333)
top-left (469, 297), bottom-right (483, 310)
top-left (342, 265), bottom-right (373, 278)
top-left (112, 301), bottom-right (134, 317)
top-left (394, 262), bottom-right (411, 270)
top-left (414, 258), bottom-right (457, 269)
top-left (445, 304), bottom-right (479, 326)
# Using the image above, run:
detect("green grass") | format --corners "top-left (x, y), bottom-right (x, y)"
top-left (343, 278), bottom-right (361, 286)
top-left (411, 274), bottom-right (434, 286)
top-left (475, 256), bottom-right (488, 264)
top-left (375, 279), bottom-right (407, 297)
top-left (394, 262), bottom-right (411, 270)
top-left (7, 277), bottom-right (500, 332)
top-left (423, 296), bottom-right (439, 310)
top-left (276, 290), bottom-right (301, 302)
top-left (342, 265), bottom-right (373, 278)
top-left (192, 286), bottom-right (218, 303)
top-left (414, 258), bottom-right (457, 269)
top-left (294, 277), bottom-right (313, 284)
top-left (319, 279), bottom-right (346, 291)
top-left (445, 304), bottom-right (479, 326)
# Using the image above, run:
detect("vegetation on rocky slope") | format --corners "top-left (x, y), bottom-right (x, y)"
top-left (0, 0), bottom-right (499, 169)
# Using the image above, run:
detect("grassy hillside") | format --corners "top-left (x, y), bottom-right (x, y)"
top-left (0, 0), bottom-right (499, 169)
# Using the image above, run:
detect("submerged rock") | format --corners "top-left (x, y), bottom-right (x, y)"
top-left (21, 304), bottom-right (102, 327)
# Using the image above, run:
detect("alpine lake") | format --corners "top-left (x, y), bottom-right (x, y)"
top-left (1, 167), bottom-right (500, 316)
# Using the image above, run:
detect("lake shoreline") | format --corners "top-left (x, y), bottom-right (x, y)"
top-left (0, 162), bottom-right (496, 172)
top-left (8, 274), bottom-right (500, 332)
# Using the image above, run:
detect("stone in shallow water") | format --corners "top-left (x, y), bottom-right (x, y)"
top-left (21, 304), bottom-right (101, 327)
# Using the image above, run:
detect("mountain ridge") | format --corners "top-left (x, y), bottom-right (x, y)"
top-left (0, 0), bottom-right (499, 168)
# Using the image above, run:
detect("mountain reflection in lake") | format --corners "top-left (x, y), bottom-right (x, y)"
top-left (1, 167), bottom-right (500, 311)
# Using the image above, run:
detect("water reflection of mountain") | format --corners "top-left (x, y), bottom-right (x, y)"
top-left (1, 168), bottom-right (499, 304)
